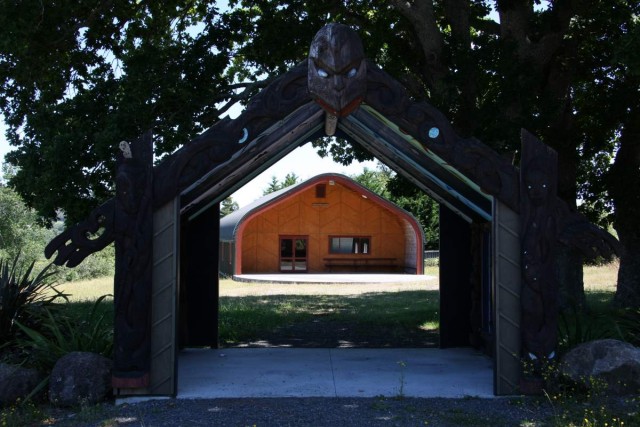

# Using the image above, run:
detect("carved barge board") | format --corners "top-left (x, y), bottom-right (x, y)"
top-left (44, 198), bottom-right (115, 267)
top-left (181, 102), bottom-right (325, 218)
top-left (363, 63), bottom-right (520, 212)
top-left (343, 107), bottom-right (492, 220)
top-left (152, 61), bottom-right (311, 210)
top-left (338, 117), bottom-right (477, 222)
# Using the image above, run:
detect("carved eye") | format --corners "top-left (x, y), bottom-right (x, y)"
top-left (346, 67), bottom-right (357, 78)
top-left (317, 68), bottom-right (329, 78)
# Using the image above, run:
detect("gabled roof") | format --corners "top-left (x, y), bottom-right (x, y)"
top-left (220, 172), bottom-right (422, 241)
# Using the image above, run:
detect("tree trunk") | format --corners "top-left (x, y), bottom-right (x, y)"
top-left (546, 105), bottom-right (585, 309)
top-left (610, 103), bottom-right (640, 309)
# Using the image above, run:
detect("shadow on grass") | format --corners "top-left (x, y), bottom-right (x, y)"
top-left (219, 290), bottom-right (440, 348)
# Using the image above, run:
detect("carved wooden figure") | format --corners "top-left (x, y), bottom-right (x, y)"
top-left (518, 130), bottom-right (620, 376)
top-left (308, 23), bottom-right (366, 117)
top-left (111, 132), bottom-right (154, 388)
top-left (520, 132), bottom-right (559, 365)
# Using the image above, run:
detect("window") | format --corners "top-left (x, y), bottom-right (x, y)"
top-left (329, 236), bottom-right (370, 254)
top-left (315, 183), bottom-right (326, 198)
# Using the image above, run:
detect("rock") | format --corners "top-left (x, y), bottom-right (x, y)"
top-left (49, 352), bottom-right (113, 407)
top-left (559, 339), bottom-right (640, 394)
top-left (0, 363), bottom-right (41, 406)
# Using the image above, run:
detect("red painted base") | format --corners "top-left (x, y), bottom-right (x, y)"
top-left (112, 373), bottom-right (150, 389)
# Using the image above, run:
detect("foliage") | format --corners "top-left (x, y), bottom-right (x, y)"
top-left (220, 196), bottom-right (239, 217)
top-left (0, 400), bottom-right (46, 426)
top-left (0, 256), bottom-right (64, 345)
top-left (351, 165), bottom-right (392, 199)
top-left (522, 357), bottom-right (640, 427)
top-left (614, 307), bottom-right (640, 347)
top-left (353, 165), bottom-right (440, 249)
top-left (0, 187), bottom-right (55, 264)
top-left (0, 186), bottom-right (115, 282)
top-left (15, 295), bottom-right (114, 372)
top-left (557, 290), bottom-right (640, 353)
top-left (558, 307), bottom-right (624, 354)
top-left (54, 243), bottom-right (115, 283)
top-left (262, 172), bottom-right (300, 195)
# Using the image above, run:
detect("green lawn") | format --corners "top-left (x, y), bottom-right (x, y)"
top-left (49, 263), bottom-right (625, 349)
top-left (218, 290), bottom-right (440, 347)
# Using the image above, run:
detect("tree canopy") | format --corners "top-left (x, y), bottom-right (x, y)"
top-left (220, 197), bottom-right (239, 217)
top-left (0, 186), bottom-right (53, 263)
top-left (352, 165), bottom-right (439, 249)
top-left (1, 1), bottom-right (638, 307)
top-left (263, 173), bottom-right (300, 195)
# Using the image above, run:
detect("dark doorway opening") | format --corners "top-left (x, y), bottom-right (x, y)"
top-left (280, 236), bottom-right (308, 272)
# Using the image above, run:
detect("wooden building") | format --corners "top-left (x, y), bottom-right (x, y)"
top-left (219, 173), bottom-right (424, 276)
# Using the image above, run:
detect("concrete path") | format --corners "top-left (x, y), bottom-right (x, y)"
top-left (234, 273), bottom-right (436, 284)
top-left (178, 348), bottom-right (494, 399)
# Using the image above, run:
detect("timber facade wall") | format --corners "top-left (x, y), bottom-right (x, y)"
top-left (221, 174), bottom-right (423, 275)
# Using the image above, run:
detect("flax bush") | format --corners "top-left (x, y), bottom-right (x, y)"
top-left (0, 256), bottom-right (65, 347)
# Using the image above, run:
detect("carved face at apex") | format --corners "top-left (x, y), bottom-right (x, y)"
top-left (308, 23), bottom-right (366, 117)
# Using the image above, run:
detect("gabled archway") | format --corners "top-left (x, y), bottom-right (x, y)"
top-left (46, 23), bottom-right (618, 398)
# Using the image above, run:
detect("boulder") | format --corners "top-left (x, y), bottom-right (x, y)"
top-left (0, 363), bottom-right (41, 406)
top-left (560, 339), bottom-right (640, 394)
top-left (49, 351), bottom-right (113, 407)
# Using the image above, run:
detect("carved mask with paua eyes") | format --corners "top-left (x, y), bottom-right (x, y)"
top-left (308, 23), bottom-right (366, 117)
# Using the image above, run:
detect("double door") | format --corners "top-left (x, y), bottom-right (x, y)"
top-left (279, 236), bottom-right (307, 272)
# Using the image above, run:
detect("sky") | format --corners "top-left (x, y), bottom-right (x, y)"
top-left (0, 117), bottom-right (377, 207)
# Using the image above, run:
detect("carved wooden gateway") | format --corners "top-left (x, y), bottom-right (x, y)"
top-left (46, 24), bottom-right (618, 396)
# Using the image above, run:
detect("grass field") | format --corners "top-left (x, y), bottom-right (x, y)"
top-left (53, 262), bottom-right (615, 300)
top-left (49, 263), bottom-right (621, 348)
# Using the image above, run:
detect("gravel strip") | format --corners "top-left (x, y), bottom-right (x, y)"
top-left (47, 396), bottom-right (554, 426)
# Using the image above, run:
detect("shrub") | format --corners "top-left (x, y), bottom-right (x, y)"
top-left (557, 307), bottom-right (622, 353)
top-left (0, 256), bottom-right (65, 345)
top-left (0, 187), bottom-right (55, 265)
top-left (54, 243), bottom-right (115, 283)
top-left (15, 295), bottom-right (114, 372)
top-left (616, 307), bottom-right (640, 347)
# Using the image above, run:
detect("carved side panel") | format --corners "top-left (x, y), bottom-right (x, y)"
top-left (112, 132), bottom-right (154, 388)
